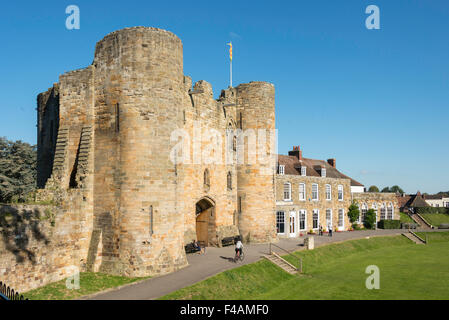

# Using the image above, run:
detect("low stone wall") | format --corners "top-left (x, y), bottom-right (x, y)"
top-left (0, 204), bottom-right (84, 293)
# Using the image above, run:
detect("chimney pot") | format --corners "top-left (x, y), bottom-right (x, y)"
top-left (327, 158), bottom-right (336, 168)
top-left (289, 145), bottom-right (302, 160)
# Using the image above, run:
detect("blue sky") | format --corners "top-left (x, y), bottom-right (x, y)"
top-left (0, 0), bottom-right (448, 193)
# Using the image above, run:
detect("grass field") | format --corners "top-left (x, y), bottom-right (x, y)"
top-left (24, 272), bottom-right (149, 300)
top-left (400, 212), bottom-right (414, 224)
top-left (416, 231), bottom-right (449, 243)
top-left (161, 234), bottom-right (449, 300)
top-left (420, 214), bottom-right (449, 227)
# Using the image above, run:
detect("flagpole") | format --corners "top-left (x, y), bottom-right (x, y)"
top-left (230, 58), bottom-right (232, 88)
top-left (228, 41), bottom-right (233, 88)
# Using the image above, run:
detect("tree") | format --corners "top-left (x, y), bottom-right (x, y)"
top-left (0, 137), bottom-right (37, 203)
top-left (368, 185), bottom-right (379, 192)
top-left (390, 185), bottom-right (404, 194)
top-left (381, 187), bottom-right (390, 193)
top-left (347, 201), bottom-right (360, 224)
top-left (364, 209), bottom-right (377, 229)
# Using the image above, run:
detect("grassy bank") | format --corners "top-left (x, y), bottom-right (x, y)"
top-left (24, 272), bottom-right (149, 300)
top-left (161, 236), bottom-right (449, 300)
top-left (420, 214), bottom-right (449, 227)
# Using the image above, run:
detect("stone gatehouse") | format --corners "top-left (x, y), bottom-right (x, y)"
top-left (35, 27), bottom-right (277, 280)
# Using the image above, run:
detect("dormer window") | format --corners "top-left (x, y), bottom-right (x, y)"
top-left (321, 168), bottom-right (326, 177)
top-left (278, 165), bottom-right (285, 175)
top-left (301, 166), bottom-right (307, 176)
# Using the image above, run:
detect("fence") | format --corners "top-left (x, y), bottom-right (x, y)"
top-left (0, 281), bottom-right (27, 300)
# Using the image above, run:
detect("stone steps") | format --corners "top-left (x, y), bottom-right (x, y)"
top-left (402, 231), bottom-right (426, 244)
top-left (52, 127), bottom-right (69, 173)
top-left (410, 213), bottom-right (432, 230)
top-left (263, 252), bottom-right (298, 275)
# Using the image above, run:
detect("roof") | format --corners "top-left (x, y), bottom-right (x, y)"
top-left (397, 192), bottom-right (430, 208)
top-left (423, 194), bottom-right (443, 200)
top-left (277, 155), bottom-right (364, 187)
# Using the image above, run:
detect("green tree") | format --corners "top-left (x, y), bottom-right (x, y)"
top-left (390, 185), bottom-right (404, 194)
top-left (368, 185), bottom-right (379, 192)
top-left (347, 201), bottom-right (360, 224)
top-left (0, 137), bottom-right (37, 203)
top-left (381, 187), bottom-right (391, 193)
top-left (364, 209), bottom-right (377, 229)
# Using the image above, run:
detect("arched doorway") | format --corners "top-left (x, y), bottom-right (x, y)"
top-left (196, 197), bottom-right (216, 246)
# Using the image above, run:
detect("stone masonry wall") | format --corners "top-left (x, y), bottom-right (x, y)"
top-left (0, 204), bottom-right (86, 293)
top-left (275, 175), bottom-right (352, 234)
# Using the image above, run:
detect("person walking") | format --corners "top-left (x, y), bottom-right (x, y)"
top-left (328, 225), bottom-right (333, 237)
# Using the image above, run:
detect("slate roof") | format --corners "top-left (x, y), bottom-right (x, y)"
top-left (277, 155), bottom-right (364, 187)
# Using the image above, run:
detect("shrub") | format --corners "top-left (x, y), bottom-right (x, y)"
top-left (416, 207), bottom-right (449, 215)
top-left (401, 222), bottom-right (418, 229)
top-left (377, 220), bottom-right (401, 229)
top-left (363, 209), bottom-right (376, 229)
top-left (347, 202), bottom-right (360, 224)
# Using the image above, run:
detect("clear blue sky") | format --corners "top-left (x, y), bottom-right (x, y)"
top-left (0, 0), bottom-right (448, 194)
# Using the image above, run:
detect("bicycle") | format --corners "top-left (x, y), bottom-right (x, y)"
top-left (234, 250), bottom-right (245, 263)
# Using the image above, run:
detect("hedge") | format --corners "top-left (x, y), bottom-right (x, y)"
top-left (377, 219), bottom-right (401, 229)
top-left (416, 207), bottom-right (449, 215)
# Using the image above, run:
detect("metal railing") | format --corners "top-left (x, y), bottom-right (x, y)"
top-left (269, 243), bottom-right (303, 273)
top-left (0, 281), bottom-right (27, 300)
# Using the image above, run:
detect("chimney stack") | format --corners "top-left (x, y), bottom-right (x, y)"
top-left (327, 158), bottom-right (336, 168)
top-left (289, 145), bottom-right (302, 160)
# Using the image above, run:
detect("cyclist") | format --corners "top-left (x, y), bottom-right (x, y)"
top-left (235, 237), bottom-right (243, 260)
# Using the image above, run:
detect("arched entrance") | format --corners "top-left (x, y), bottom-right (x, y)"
top-left (195, 197), bottom-right (216, 247)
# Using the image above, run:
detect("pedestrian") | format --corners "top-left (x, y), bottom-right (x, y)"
top-left (328, 225), bottom-right (333, 237)
top-left (319, 224), bottom-right (323, 236)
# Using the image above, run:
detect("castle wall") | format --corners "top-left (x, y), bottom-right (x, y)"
top-left (92, 27), bottom-right (187, 276)
top-left (178, 81), bottom-right (239, 246)
top-left (236, 82), bottom-right (277, 243)
top-left (37, 86), bottom-right (59, 188)
top-left (0, 204), bottom-right (86, 292)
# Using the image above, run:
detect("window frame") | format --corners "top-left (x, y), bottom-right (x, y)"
top-left (299, 183), bottom-right (306, 201)
top-left (276, 211), bottom-right (286, 234)
top-left (338, 185), bottom-right (344, 201)
top-left (325, 184), bottom-right (332, 200)
top-left (278, 165), bottom-right (285, 175)
top-left (283, 182), bottom-right (292, 201)
top-left (312, 183), bottom-right (319, 201)
top-left (312, 209), bottom-right (319, 230)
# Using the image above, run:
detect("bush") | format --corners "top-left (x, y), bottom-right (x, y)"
top-left (401, 222), bottom-right (418, 229)
top-left (416, 207), bottom-right (449, 215)
top-left (377, 220), bottom-right (401, 229)
top-left (347, 202), bottom-right (360, 224)
top-left (363, 209), bottom-right (376, 229)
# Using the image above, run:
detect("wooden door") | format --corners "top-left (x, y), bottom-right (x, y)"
top-left (196, 210), bottom-right (209, 246)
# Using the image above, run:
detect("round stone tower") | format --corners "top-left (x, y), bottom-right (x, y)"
top-left (236, 82), bottom-right (277, 243)
top-left (92, 27), bottom-right (187, 276)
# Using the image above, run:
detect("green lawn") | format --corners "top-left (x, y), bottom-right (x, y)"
top-left (400, 212), bottom-right (414, 224)
top-left (415, 231), bottom-right (449, 244)
top-left (420, 214), bottom-right (449, 227)
top-left (161, 235), bottom-right (449, 300)
top-left (24, 272), bottom-right (149, 300)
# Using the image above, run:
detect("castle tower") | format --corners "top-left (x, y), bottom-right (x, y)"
top-left (92, 27), bottom-right (187, 276)
top-left (236, 82), bottom-right (277, 243)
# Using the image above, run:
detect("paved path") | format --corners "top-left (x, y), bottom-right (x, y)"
top-left (86, 229), bottom-right (424, 300)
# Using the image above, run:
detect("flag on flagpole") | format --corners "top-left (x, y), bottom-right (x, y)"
top-left (227, 42), bottom-right (233, 87)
